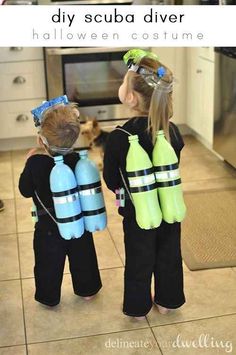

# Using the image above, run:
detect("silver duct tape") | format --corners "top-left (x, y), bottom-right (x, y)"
top-left (128, 173), bottom-right (156, 187)
top-left (155, 169), bottom-right (180, 181)
top-left (53, 192), bottom-right (79, 204)
top-left (79, 187), bottom-right (102, 196)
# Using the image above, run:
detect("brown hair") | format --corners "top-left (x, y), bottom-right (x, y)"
top-left (126, 56), bottom-right (173, 143)
top-left (40, 103), bottom-right (80, 154)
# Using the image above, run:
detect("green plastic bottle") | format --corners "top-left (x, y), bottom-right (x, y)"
top-left (152, 130), bottom-right (186, 223)
top-left (126, 135), bottom-right (162, 229)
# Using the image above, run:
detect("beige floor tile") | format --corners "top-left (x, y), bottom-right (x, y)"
top-left (147, 268), bottom-right (236, 327)
top-left (0, 152), bottom-right (14, 200)
top-left (93, 229), bottom-right (123, 269)
top-left (22, 269), bottom-right (148, 343)
top-left (182, 262), bottom-right (190, 273)
top-left (152, 314), bottom-right (236, 355)
top-left (0, 345), bottom-right (26, 355)
top-left (183, 177), bottom-right (236, 193)
top-left (107, 213), bottom-right (123, 225)
top-left (18, 232), bottom-right (70, 279)
top-left (181, 155), bottom-right (235, 184)
top-left (15, 198), bottom-right (34, 234)
top-left (182, 136), bottom-right (213, 158)
top-left (0, 280), bottom-right (25, 347)
top-left (0, 199), bottom-right (16, 235)
top-left (0, 234), bottom-right (19, 280)
top-left (28, 328), bottom-right (161, 355)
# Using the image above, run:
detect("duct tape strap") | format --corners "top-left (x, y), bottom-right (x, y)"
top-left (154, 163), bottom-right (179, 172)
top-left (53, 192), bottom-right (79, 205)
top-left (83, 207), bottom-right (106, 217)
top-left (127, 167), bottom-right (154, 178)
top-left (52, 187), bottom-right (78, 198)
top-left (129, 173), bottom-right (156, 187)
top-left (56, 212), bottom-right (83, 224)
top-left (156, 178), bottom-right (182, 188)
top-left (79, 181), bottom-right (101, 191)
top-left (155, 169), bottom-right (180, 181)
top-left (129, 182), bottom-right (157, 193)
top-left (79, 187), bottom-right (102, 196)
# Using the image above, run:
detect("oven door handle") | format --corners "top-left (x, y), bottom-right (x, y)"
top-left (45, 47), bottom-right (131, 56)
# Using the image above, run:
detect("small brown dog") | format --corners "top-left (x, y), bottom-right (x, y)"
top-left (81, 117), bottom-right (109, 169)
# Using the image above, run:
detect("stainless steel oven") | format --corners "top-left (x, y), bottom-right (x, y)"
top-left (44, 47), bottom-right (135, 146)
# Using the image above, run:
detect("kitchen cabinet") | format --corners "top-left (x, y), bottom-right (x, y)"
top-left (0, 61), bottom-right (46, 101)
top-left (186, 48), bottom-right (214, 146)
top-left (0, 47), bottom-right (43, 63)
top-left (0, 47), bottom-right (46, 142)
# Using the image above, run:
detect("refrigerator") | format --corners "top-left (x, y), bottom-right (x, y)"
top-left (213, 47), bottom-right (236, 168)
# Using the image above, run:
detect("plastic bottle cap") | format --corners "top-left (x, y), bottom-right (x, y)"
top-left (53, 155), bottom-right (64, 163)
top-left (128, 135), bottom-right (139, 142)
top-left (79, 150), bottom-right (88, 158)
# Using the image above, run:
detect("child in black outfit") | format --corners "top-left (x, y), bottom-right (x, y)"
top-left (103, 50), bottom-right (185, 320)
top-left (19, 101), bottom-right (102, 306)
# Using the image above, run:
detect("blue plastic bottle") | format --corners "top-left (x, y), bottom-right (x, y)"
top-left (75, 150), bottom-right (107, 232)
top-left (50, 155), bottom-right (84, 239)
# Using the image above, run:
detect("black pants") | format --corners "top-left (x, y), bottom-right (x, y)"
top-left (33, 227), bottom-right (102, 306)
top-left (123, 218), bottom-right (185, 317)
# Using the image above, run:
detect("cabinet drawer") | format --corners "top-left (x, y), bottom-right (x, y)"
top-left (0, 47), bottom-right (43, 63)
top-left (0, 99), bottom-right (45, 139)
top-left (0, 61), bottom-right (46, 101)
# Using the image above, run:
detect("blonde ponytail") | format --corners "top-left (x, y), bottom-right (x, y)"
top-left (148, 83), bottom-right (173, 144)
top-left (125, 55), bottom-right (173, 145)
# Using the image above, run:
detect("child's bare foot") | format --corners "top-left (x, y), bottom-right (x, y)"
top-left (156, 305), bottom-right (170, 314)
top-left (134, 316), bottom-right (146, 321)
top-left (82, 296), bottom-right (94, 301)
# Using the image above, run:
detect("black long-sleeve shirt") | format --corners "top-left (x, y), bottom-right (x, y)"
top-left (19, 153), bottom-right (79, 231)
top-left (103, 117), bottom-right (184, 218)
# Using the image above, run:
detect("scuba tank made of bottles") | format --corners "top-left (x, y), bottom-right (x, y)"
top-left (126, 135), bottom-right (162, 229)
top-left (152, 130), bottom-right (186, 223)
top-left (75, 150), bottom-right (107, 232)
top-left (50, 155), bottom-right (84, 240)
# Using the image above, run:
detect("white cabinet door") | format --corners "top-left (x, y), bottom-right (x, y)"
top-left (0, 61), bottom-right (46, 101)
top-left (186, 51), bottom-right (214, 146)
top-left (198, 47), bottom-right (215, 62)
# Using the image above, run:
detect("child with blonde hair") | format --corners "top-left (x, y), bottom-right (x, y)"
top-left (19, 99), bottom-right (102, 306)
top-left (103, 49), bottom-right (185, 320)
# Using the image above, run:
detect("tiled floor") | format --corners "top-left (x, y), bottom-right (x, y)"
top-left (0, 135), bottom-right (236, 354)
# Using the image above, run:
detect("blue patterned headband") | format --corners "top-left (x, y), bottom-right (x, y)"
top-left (31, 95), bottom-right (69, 127)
